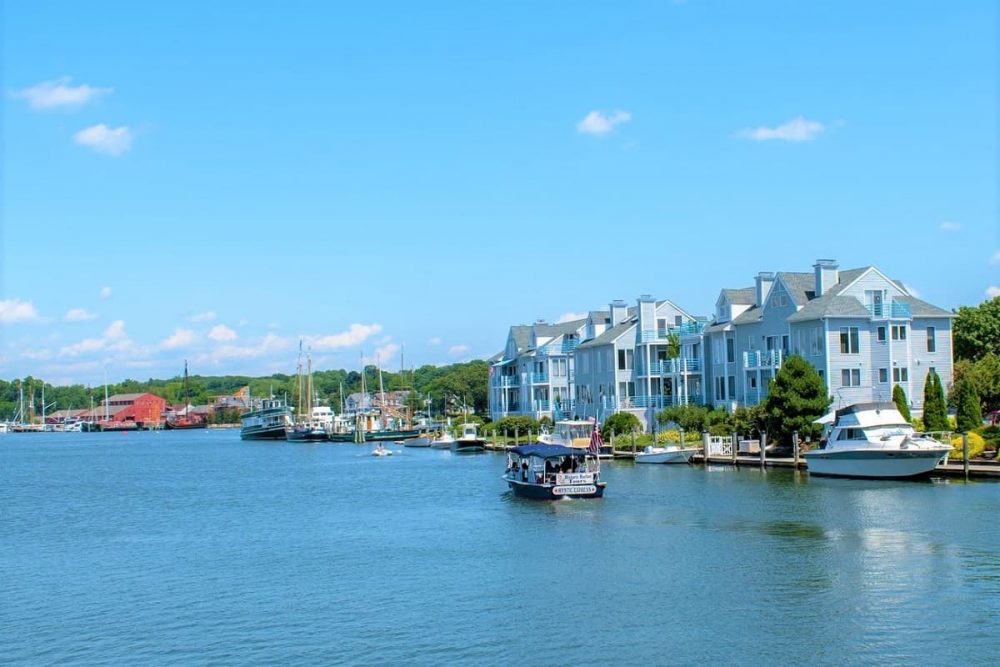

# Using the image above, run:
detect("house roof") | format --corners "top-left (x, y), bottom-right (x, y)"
top-left (103, 393), bottom-right (155, 403)
top-left (510, 325), bottom-right (532, 353)
top-left (577, 318), bottom-right (637, 349)
top-left (786, 294), bottom-right (872, 322)
top-left (721, 287), bottom-right (756, 305)
top-left (894, 295), bottom-right (954, 318)
top-left (776, 272), bottom-right (816, 306)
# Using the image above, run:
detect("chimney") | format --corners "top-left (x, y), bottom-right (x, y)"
top-left (813, 259), bottom-right (839, 296)
top-left (610, 300), bottom-right (628, 325)
top-left (637, 294), bottom-right (655, 333)
top-left (754, 272), bottom-right (775, 307)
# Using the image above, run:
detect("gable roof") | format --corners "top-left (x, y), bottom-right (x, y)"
top-left (577, 318), bottom-right (637, 349)
top-left (894, 295), bottom-right (954, 318)
top-left (721, 287), bottom-right (755, 305)
top-left (786, 294), bottom-right (871, 322)
top-left (775, 272), bottom-right (816, 306)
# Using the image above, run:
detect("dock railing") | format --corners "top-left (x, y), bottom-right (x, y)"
top-left (705, 435), bottom-right (734, 457)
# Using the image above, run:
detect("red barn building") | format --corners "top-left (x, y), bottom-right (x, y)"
top-left (94, 393), bottom-right (167, 427)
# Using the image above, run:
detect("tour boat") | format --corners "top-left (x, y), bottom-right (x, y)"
top-left (451, 423), bottom-right (485, 453)
top-left (804, 402), bottom-right (951, 479)
top-left (634, 444), bottom-right (698, 464)
top-left (503, 445), bottom-right (606, 499)
top-left (240, 397), bottom-right (293, 440)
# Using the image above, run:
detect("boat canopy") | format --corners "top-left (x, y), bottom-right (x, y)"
top-left (510, 444), bottom-right (589, 458)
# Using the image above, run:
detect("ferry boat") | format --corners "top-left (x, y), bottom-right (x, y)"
top-left (503, 445), bottom-right (606, 499)
top-left (804, 402), bottom-right (951, 479)
top-left (240, 397), bottom-right (293, 440)
top-left (452, 423), bottom-right (486, 453)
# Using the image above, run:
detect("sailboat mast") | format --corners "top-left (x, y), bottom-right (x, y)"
top-left (104, 368), bottom-right (109, 421)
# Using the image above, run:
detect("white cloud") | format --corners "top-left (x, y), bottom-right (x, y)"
top-left (207, 324), bottom-right (238, 342)
top-left (365, 343), bottom-right (401, 365)
top-left (0, 299), bottom-right (41, 323)
top-left (189, 311), bottom-right (216, 322)
top-left (448, 344), bottom-right (470, 357)
top-left (21, 348), bottom-right (53, 361)
top-left (207, 333), bottom-right (291, 361)
top-left (428, 336), bottom-right (442, 345)
top-left (939, 221), bottom-right (961, 232)
top-left (74, 124), bottom-right (133, 156)
top-left (308, 323), bottom-right (383, 350)
top-left (161, 328), bottom-right (198, 349)
top-left (740, 116), bottom-right (825, 142)
top-left (64, 308), bottom-right (97, 322)
top-left (99, 286), bottom-right (113, 299)
top-left (10, 77), bottom-right (111, 110)
top-left (59, 336), bottom-right (106, 357)
top-left (991, 249), bottom-right (1000, 265)
top-left (987, 286), bottom-right (1000, 299)
top-left (557, 311), bottom-right (587, 323)
top-left (577, 109), bottom-right (631, 136)
top-left (60, 319), bottom-right (129, 357)
top-left (105, 320), bottom-right (126, 340)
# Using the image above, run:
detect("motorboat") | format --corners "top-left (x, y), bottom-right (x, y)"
top-left (404, 433), bottom-right (433, 448)
top-left (538, 419), bottom-right (613, 458)
top-left (430, 432), bottom-right (455, 449)
top-left (371, 444), bottom-right (393, 457)
top-left (452, 423), bottom-right (485, 453)
top-left (635, 444), bottom-right (697, 464)
top-left (804, 402), bottom-right (951, 479)
top-left (503, 445), bottom-right (606, 499)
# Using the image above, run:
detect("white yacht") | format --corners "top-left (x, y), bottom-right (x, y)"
top-left (805, 402), bottom-right (950, 479)
top-left (452, 423), bottom-right (485, 453)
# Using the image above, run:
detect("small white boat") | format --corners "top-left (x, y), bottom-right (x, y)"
top-left (404, 434), bottom-right (433, 448)
top-left (430, 432), bottom-right (455, 449)
top-left (371, 444), bottom-right (393, 457)
top-left (634, 445), bottom-right (697, 464)
top-left (804, 402), bottom-right (951, 479)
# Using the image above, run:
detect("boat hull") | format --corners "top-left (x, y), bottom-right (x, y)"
top-left (505, 478), bottom-right (606, 499)
top-left (286, 428), bottom-right (328, 441)
top-left (240, 425), bottom-right (288, 440)
top-left (452, 439), bottom-right (485, 453)
top-left (635, 447), bottom-right (697, 464)
top-left (404, 437), bottom-right (432, 448)
top-left (165, 420), bottom-right (207, 430)
top-left (805, 448), bottom-right (948, 479)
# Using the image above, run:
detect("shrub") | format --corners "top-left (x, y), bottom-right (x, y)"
top-left (892, 384), bottom-right (912, 422)
top-left (538, 416), bottom-right (553, 429)
top-left (949, 432), bottom-right (986, 459)
top-left (923, 370), bottom-right (950, 432)
top-left (955, 378), bottom-right (983, 433)
top-left (979, 425), bottom-right (1000, 450)
top-left (603, 412), bottom-right (642, 436)
top-left (494, 415), bottom-right (538, 435)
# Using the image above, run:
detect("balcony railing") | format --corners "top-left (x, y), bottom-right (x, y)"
top-left (866, 301), bottom-right (911, 319)
top-left (532, 399), bottom-right (574, 414)
top-left (613, 394), bottom-right (705, 410)
top-left (638, 321), bottom-right (707, 343)
top-left (744, 350), bottom-right (783, 369)
top-left (536, 339), bottom-right (579, 355)
top-left (649, 358), bottom-right (703, 374)
top-left (530, 372), bottom-right (549, 384)
top-left (500, 376), bottom-right (520, 387)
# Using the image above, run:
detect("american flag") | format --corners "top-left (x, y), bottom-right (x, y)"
top-left (588, 420), bottom-right (603, 456)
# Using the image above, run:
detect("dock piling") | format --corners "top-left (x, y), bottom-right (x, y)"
top-left (963, 432), bottom-right (969, 481)
top-left (792, 431), bottom-right (800, 468)
top-left (760, 432), bottom-right (767, 467)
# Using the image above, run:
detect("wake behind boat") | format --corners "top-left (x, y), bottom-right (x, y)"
top-left (804, 402), bottom-right (951, 479)
top-left (504, 445), bottom-right (606, 499)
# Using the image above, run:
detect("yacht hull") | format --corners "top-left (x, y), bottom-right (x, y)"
top-left (805, 449), bottom-right (948, 479)
top-left (506, 478), bottom-right (606, 499)
top-left (635, 447), bottom-right (697, 464)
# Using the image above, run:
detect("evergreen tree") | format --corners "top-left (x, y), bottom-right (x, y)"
top-left (892, 384), bottom-right (912, 422)
top-left (922, 370), bottom-right (949, 432)
top-left (955, 378), bottom-right (983, 433)
top-left (762, 355), bottom-right (832, 446)
top-left (603, 411), bottom-right (642, 436)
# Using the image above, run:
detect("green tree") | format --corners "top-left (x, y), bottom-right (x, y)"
top-left (955, 378), bottom-right (983, 433)
top-left (657, 404), bottom-right (710, 432)
top-left (603, 411), bottom-right (642, 436)
top-left (953, 296), bottom-right (1000, 362)
top-left (952, 353), bottom-right (1000, 414)
top-left (922, 370), bottom-right (949, 432)
top-left (761, 354), bottom-right (832, 446)
top-left (892, 384), bottom-right (912, 422)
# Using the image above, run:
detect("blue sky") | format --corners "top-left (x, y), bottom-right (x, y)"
top-left (1, 1), bottom-right (997, 385)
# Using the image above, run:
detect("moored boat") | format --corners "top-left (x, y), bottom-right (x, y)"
top-left (430, 431), bottom-right (455, 449)
top-left (452, 423), bottom-right (485, 453)
top-left (635, 444), bottom-right (698, 464)
top-left (804, 402), bottom-right (951, 479)
top-left (503, 445), bottom-right (606, 499)
top-left (240, 397), bottom-right (293, 440)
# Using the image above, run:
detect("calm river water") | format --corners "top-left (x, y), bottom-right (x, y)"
top-left (2, 430), bottom-right (998, 666)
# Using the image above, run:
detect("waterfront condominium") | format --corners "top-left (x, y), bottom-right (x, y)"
top-left (488, 259), bottom-right (954, 429)
top-left (701, 259), bottom-right (954, 413)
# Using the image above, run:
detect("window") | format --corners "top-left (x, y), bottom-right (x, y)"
top-left (674, 315), bottom-right (682, 326)
top-left (726, 338), bottom-right (735, 363)
top-left (892, 325), bottom-right (907, 341)
top-left (841, 368), bottom-right (861, 387)
top-left (811, 328), bottom-right (823, 356)
top-left (713, 336), bottom-right (724, 362)
top-left (893, 367), bottom-right (909, 382)
top-left (619, 381), bottom-right (635, 397)
top-left (716, 376), bottom-right (726, 400)
top-left (617, 349), bottom-right (633, 371)
top-left (747, 373), bottom-right (757, 389)
top-left (926, 327), bottom-right (936, 352)
top-left (728, 376), bottom-right (736, 398)
top-left (839, 327), bottom-right (860, 354)
top-left (782, 335), bottom-right (790, 354)
top-left (878, 368), bottom-right (888, 383)
top-left (552, 359), bottom-right (567, 377)
top-left (580, 354), bottom-right (589, 373)
top-left (876, 326), bottom-right (886, 342)
top-left (657, 318), bottom-right (667, 335)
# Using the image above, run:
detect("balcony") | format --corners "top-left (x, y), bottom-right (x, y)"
top-left (744, 350), bottom-right (783, 369)
top-left (615, 394), bottom-right (705, 410)
top-left (500, 376), bottom-right (520, 387)
top-left (536, 339), bottom-right (579, 356)
top-left (638, 321), bottom-right (707, 343)
top-left (866, 301), bottom-right (911, 319)
top-left (650, 358), bottom-right (703, 374)
top-left (530, 372), bottom-right (549, 384)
